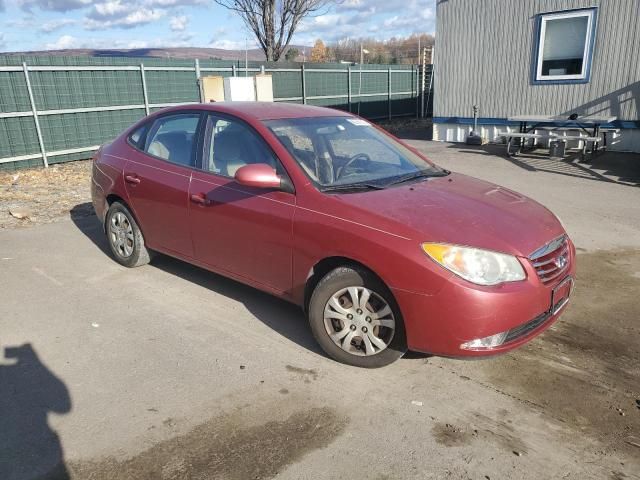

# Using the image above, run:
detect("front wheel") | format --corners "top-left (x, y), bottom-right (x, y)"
top-left (308, 266), bottom-right (407, 368)
top-left (105, 201), bottom-right (153, 268)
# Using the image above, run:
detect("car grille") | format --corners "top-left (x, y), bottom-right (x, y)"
top-left (529, 235), bottom-right (570, 284)
top-left (504, 310), bottom-right (549, 344)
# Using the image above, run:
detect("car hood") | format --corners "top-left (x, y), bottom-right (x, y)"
top-left (330, 173), bottom-right (565, 257)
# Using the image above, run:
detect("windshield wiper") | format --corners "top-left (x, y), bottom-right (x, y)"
top-left (383, 169), bottom-right (450, 187)
top-left (320, 183), bottom-right (386, 193)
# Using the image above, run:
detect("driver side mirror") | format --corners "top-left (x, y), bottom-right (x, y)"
top-left (234, 163), bottom-right (294, 193)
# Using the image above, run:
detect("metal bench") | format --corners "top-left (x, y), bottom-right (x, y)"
top-left (497, 131), bottom-right (551, 156)
top-left (551, 134), bottom-right (602, 160)
top-left (498, 131), bottom-right (603, 159)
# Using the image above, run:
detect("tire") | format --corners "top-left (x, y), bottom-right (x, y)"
top-left (308, 265), bottom-right (407, 368)
top-left (105, 201), bottom-right (153, 268)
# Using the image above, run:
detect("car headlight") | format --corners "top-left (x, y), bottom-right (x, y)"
top-left (421, 243), bottom-right (526, 286)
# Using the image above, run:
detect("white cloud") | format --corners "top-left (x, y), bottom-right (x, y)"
top-left (18, 0), bottom-right (92, 12)
top-left (42, 32), bottom-right (201, 51)
top-left (209, 38), bottom-right (255, 50)
top-left (170, 15), bottom-right (188, 32)
top-left (45, 34), bottom-right (79, 49)
top-left (40, 18), bottom-right (77, 32)
top-left (296, 0), bottom-right (435, 43)
top-left (146, 0), bottom-right (206, 6)
top-left (0, 33), bottom-right (6, 50)
top-left (85, 1), bottom-right (166, 30)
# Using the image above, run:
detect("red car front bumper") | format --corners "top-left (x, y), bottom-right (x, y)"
top-left (393, 240), bottom-right (576, 357)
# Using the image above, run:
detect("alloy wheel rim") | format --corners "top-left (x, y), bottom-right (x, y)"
top-left (109, 212), bottom-right (134, 258)
top-left (323, 286), bottom-right (395, 356)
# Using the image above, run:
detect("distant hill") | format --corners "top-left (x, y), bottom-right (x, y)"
top-left (1, 46), bottom-right (310, 61)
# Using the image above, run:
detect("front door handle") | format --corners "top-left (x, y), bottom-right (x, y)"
top-left (190, 193), bottom-right (211, 206)
top-left (125, 174), bottom-right (141, 185)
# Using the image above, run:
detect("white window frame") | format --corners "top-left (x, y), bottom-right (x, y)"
top-left (535, 9), bottom-right (596, 82)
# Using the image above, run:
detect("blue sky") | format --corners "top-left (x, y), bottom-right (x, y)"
top-left (0, 0), bottom-right (436, 53)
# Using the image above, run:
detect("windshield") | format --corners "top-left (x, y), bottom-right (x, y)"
top-left (264, 116), bottom-right (445, 190)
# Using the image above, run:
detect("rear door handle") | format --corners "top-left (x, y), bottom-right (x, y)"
top-left (125, 174), bottom-right (141, 185)
top-left (190, 193), bottom-right (211, 206)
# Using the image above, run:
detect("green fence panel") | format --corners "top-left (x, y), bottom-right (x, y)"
top-left (30, 70), bottom-right (144, 110)
top-left (270, 70), bottom-right (302, 99)
top-left (144, 70), bottom-right (199, 104)
top-left (0, 55), bottom-right (431, 170)
top-left (306, 70), bottom-right (348, 98)
top-left (0, 117), bottom-right (40, 157)
top-left (39, 109), bottom-right (146, 153)
top-left (0, 71), bottom-right (31, 113)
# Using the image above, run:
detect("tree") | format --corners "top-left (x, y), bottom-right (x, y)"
top-left (310, 39), bottom-right (327, 62)
top-left (328, 34), bottom-right (435, 65)
top-left (284, 47), bottom-right (299, 61)
top-left (214, 0), bottom-right (332, 61)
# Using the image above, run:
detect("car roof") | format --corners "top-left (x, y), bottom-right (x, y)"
top-left (163, 101), bottom-right (353, 121)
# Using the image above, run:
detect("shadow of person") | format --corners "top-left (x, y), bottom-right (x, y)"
top-left (0, 344), bottom-right (71, 480)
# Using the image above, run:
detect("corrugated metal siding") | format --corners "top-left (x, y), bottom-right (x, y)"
top-left (434, 0), bottom-right (640, 121)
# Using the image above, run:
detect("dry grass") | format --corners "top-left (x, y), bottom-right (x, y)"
top-left (0, 160), bottom-right (92, 229)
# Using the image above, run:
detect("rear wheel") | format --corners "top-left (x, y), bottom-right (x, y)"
top-left (308, 266), bottom-right (406, 368)
top-left (105, 202), bottom-right (152, 268)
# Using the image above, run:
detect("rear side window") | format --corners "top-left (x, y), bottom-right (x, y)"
top-left (144, 114), bottom-right (200, 167)
top-left (128, 125), bottom-right (147, 147)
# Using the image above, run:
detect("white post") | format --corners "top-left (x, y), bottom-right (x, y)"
top-left (301, 64), bottom-right (307, 104)
top-left (425, 46), bottom-right (435, 118)
top-left (347, 66), bottom-right (352, 112)
top-left (420, 47), bottom-right (427, 118)
top-left (194, 59), bottom-right (201, 102)
top-left (245, 37), bottom-right (248, 77)
top-left (140, 63), bottom-right (150, 115)
top-left (387, 67), bottom-right (392, 120)
top-left (358, 44), bottom-right (363, 115)
top-left (22, 62), bottom-right (48, 167)
top-left (415, 65), bottom-right (420, 118)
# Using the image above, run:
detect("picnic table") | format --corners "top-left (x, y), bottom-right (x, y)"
top-left (500, 115), bottom-right (617, 157)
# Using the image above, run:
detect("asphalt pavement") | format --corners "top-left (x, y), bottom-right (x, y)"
top-left (1, 141), bottom-right (639, 480)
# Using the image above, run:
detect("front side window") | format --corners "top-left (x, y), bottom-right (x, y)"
top-left (203, 115), bottom-right (282, 178)
top-left (534, 8), bottom-right (597, 83)
top-left (144, 114), bottom-right (200, 166)
top-left (265, 116), bottom-right (446, 191)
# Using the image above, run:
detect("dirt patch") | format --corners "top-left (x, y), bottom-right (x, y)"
top-left (285, 365), bottom-right (319, 383)
top-left (0, 160), bottom-right (92, 229)
top-left (432, 415), bottom-right (527, 454)
top-left (69, 406), bottom-right (345, 480)
top-left (432, 423), bottom-right (474, 447)
top-left (482, 250), bottom-right (640, 458)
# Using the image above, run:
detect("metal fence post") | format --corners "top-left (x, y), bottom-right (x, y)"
top-left (387, 67), bottom-right (392, 120)
top-left (140, 63), bottom-right (150, 115)
top-left (232, 64), bottom-right (237, 77)
top-left (420, 47), bottom-right (427, 118)
top-left (260, 65), bottom-right (265, 74)
top-left (301, 64), bottom-right (307, 104)
top-left (415, 66), bottom-right (420, 119)
top-left (425, 46), bottom-right (435, 118)
top-left (195, 59), bottom-right (202, 102)
top-left (22, 62), bottom-right (48, 168)
top-left (347, 66), bottom-right (352, 112)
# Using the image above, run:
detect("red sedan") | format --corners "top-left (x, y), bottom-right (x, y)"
top-left (91, 102), bottom-right (575, 368)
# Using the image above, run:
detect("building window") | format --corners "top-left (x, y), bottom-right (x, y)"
top-left (534, 8), bottom-right (597, 83)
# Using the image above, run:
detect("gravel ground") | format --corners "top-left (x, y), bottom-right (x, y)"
top-left (0, 160), bottom-right (92, 229)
